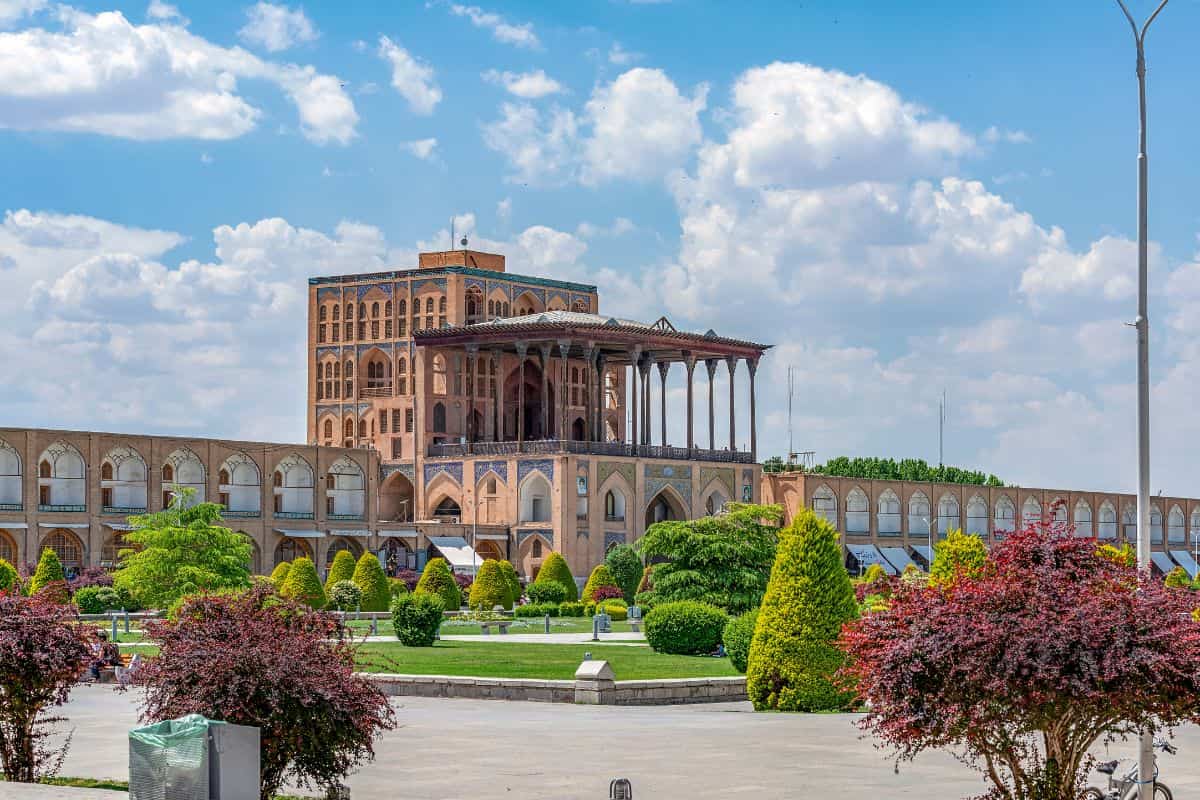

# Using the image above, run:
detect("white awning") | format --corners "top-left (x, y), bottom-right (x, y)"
top-left (329, 529), bottom-right (371, 538)
top-left (879, 547), bottom-right (917, 573)
top-left (910, 545), bottom-right (934, 568)
top-left (1150, 551), bottom-right (1175, 576)
top-left (39, 522), bottom-right (90, 529)
top-left (0, 521), bottom-right (28, 529)
top-left (103, 522), bottom-right (136, 531)
top-left (474, 532), bottom-right (509, 541)
top-left (1170, 550), bottom-right (1200, 579)
top-left (378, 529), bottom-right (419, 539)
top-left (428, 536), bottom-right (481, 572)
top-left (273, 528), bottom-right (324, 539)
top-left (845, 543), bottom-right (896, 575)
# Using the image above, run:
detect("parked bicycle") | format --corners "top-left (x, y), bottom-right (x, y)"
top-left (1079, 738), bottom-right (1176, 800)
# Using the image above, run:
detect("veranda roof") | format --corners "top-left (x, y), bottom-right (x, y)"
top-left (845, 543), bottom-right (896, 576)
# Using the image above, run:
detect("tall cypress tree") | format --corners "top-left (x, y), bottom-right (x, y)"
top-left (352, 552), bottom-right (392, 612)
top-left (746, 509), bottom-right (858, 712)
top-left (325, 550), bottom-right (357, 593)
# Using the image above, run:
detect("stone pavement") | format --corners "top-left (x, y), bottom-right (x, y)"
top-left (33, 686), bottom-right (1200, 799)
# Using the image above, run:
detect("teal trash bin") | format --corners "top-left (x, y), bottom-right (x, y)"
top-left (129, 714), bottom-right (223, 800)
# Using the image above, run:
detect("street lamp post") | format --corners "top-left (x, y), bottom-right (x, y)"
top-left (1114, 2), bottom-right (1169, 798)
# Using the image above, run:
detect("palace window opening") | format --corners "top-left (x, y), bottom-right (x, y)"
top-left (319, 306), bottom-right (327, 322)
top-left (333, 305), bottom-right (340, 321)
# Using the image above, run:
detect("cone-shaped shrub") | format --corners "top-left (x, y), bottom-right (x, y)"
top-left (269, 561), bottom-right (291, 591)
top-left (533, 551), bottom-right (578, 601)
top-left (415, 557), bottom-right (461, 611)
top-left (325, 550), bottom-right (357, 593)
top-left (469, 559), bottom-right (512, 610)
top-left (582, 564), bottom-right (620, 603)
top-left (352, 552), bottom-right (391, 612)
top-left (1164, 565), bottom-right (1192, 589)
top-left (746, 509), bottom-right (859, 712)
top-left (0, 558), bottom-right (18, 593)
top-left (280, 557), bottom-right (326, 609)
top-left (604, 544), bottom-right (642, 603)
top-left (928, 528), bottom-right (988, 588)
top-left (498, 560), bottom-right (521, 605)
top-left (30, 548), bottom-right (66, 599)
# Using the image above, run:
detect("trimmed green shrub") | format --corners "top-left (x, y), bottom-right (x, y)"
top-left (597, 598), bottom-right (628, 621)
top-left (533, 552), bottom-right (578, 602)
top-left (605, 544), bottom-right (643, 603)
top-left (723, 609), bottom-right (758, 673)
top-left (498, 560), bottom-right (521, 606)
top-left (558, 601), bottom-right (585, 617)
top-left (325, 550), bottom-right (357, 592)
top-left (352, 552), bottom-right (391, 612)
top-left (389, 578), bottom-right (410, 598)
top-left (29, 548), bottom-right (66, 598)
top-left (1165, 565), bottom-right (1192, 589)
top-left (415, 558), bottom-right (461, 611)
top-left (581, 564), bottom-right (620, 603)
top-left (643, 600), bottom-right (729, 655)
top-left (73, 585), bottom-right (107, 614)
top-left (862, 563), bottom-right (888, 584)
top-left (328, 580), bottom-right (363, 611)
top-left (391, 593), bottom-right (445, 646)
top-left (269, 561), bottom-right (291, 591)
top-left (526, 580), bottom-right (567, 605)
top-left (280, 557), bottom-right (326, 609)
top-left (929, 529), bottom-right (988, 588)
top-left (514, 602), bottom-right (559, 618)
top-left (746, 509), bottom-right (859, 712)
top-left (0, 558), bottom-right (18, 593)
top-left (469, 559), bottom-right (513, 610)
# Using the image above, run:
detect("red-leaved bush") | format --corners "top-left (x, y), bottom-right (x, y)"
top-left (392, 568), bottom-right (421, 592)
top-left (0, 592), bottom-right (91, 782)
top-left (591, 585), bottom-right (625, 602)
top-left (131, 587), bottom-right (395, 800)
top-left (840, 521), bottom-right (1200, 800)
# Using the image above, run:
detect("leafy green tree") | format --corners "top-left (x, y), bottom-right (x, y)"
top-left (497, 560), bottom-right (521, 606)
top-left (327, 580), bottom-right (362, 611)
top-left (268, 562), bottom-right (291, 590)
top-left (0, 558), bottom-right (20, 593)
top-left (351, 552), bottom-right (391, 612)
top-left (532, 551), bottom-right (578, 602)
top-left (325, 550), bottom-right (357, 593)
top-left (29, 548), bottom-right (66, 599)
top-left (636, 503), bottom-right (782, 615)
top-left (807, 456), bottom-right (1003, 486)
top-left (604, 544), bottom-right (642, 603)
top-left (113, 492), bottom-right (252, 610)
top-left (415, 557), bottom-right (461, 611)
top-left (581, 564), bottom-right (620, 603)
top-left (746, 508), bottom-right (859, 712)
top-left (469, 559), bottom-right (512, 610)
top-left (928, 529), bottom-right (988, 588)
top-left (280, 557), bottom-right (326, 608)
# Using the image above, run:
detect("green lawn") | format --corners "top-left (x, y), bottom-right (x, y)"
top-left (340, 617), bottom-right (641, 636)
top-left (355, 640), bottom-right (737, 680)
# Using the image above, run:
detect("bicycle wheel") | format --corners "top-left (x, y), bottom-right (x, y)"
top-left (1078, 788), bottom-right (1104, 800)
top-left (1154, 783), bottom-right (1173, 800)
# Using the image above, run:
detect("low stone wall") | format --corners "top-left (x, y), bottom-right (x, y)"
top-left (365, 671), bottom-right (746, 705)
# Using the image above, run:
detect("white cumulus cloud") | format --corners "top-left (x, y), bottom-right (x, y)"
top-left (378, 36), bottom-right (441, 115)
top-left (448, 4), bottom-right (538, 49)
top-left (482, 68), bottom-right (563, 99)
top-left (238, 2), bottom-right (318, 52)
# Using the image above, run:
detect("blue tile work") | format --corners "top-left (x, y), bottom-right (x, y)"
top-left (357, 283), bottom-right (392, 299)
top-left (644, 463), bottom-right (693, 514)
top-left (605, 531), bottom-right (627, 551)
top-left (547, 290), bottom-right (568, 308)
top-left (382, 463), bottom-right (416, 481)
top-left (517, 458), bottom-right (555, 483)
top-left (512, 286), bottom-right (546, 305)
top-left (412, 278), bottom-right (448, 293)
top-left (473, 460), bottom-right (509, 484)
top-left (571, 294), bottom-right (591, 310)
top-left (465, 277), bottom-right (486, 292)
top-left (517, 529), bottom-right (554, 548)
top-left (317, 287), bottom-right (340, 302)
top-left (424, 461), bottom-right (463, 485)
top-left (316, 346), bottom-right (341, 359)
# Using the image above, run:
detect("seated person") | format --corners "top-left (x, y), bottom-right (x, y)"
top-left (88, 630), bottom-right (121, 680)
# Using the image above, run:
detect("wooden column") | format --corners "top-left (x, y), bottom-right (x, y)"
top-left (516, 343), bottom-right (527, 448)
top-left (595, 353), bottom-right (607, 441)
top-left (705, 359), bottom-right (718, 451)
top-left (657, 361), bottom-right (670, 446)
top-left (490, 348), bottom-right (503, 442)
top-left (684, 353), bottom-right (696, 452)
top-left (641, 356), bottom-right (654, 446)
top-left (557, 340), bottom-right (571, 442)
top-left (748, 357), bottom-right (758, 462)
top-left (629, 349), bottom-right (641, 449)
top-left (539, 343), bottom-right (552, 441)
top-left (465, 345), bottom-right (478, 448)
top-left (726, 356), bottom-right (738, 452)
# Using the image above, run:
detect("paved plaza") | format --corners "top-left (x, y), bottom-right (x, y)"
top-left (18, 686), bottom-right (1200, 799)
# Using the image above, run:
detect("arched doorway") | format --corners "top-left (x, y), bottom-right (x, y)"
top-left (571, 417), bottom-right (585, 441)
top-left (41, 529), bottom-right (85, 577)
top-left (475, 539), bottom-right (504, 561)
top-left (645, 488), bottom-right (687, 529)
top-left (503, 362), bottom-right (554, 440)
top-left (274, 536), bottom-right (312, 567)
top-left (382, 537), bottom-right (416, 573)
top-left (432, 496), bottom-right (462, 521)
top-left (325, 537), bottom-right (363, 569)
top-left (0, 528), bottom-right (17, 564)
top-left (379, 472), bottom-right (415, 522)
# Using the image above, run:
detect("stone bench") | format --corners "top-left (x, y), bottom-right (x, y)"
top-left (479, 620), bottom-right (512, 635)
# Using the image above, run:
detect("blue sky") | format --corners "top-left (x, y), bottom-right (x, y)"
top-left (2, 0), bottom-right (1200, 494)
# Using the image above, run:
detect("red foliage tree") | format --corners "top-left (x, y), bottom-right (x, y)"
top-left (131, 587), bottom-right (395, 800)
top-left (0, 593), bottom-right (91, 782)
top-left (840, 521), bottom-right (1200, 800)
top-left (591, 585), bottom-right (625, 602)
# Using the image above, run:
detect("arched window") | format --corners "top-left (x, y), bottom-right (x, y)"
top-left (345, 303), bottom-right (352, 319)
top-left (466, 288), bottom-right (483, 322)
top-left (519, 472), bottom-right (552, 523)
top-left (432, 354), bottom-right (447, 395)
top-left (425, 297), bottom-right (434, 314)
top-left (965, 495), bottom-right (988, 536)
top-left (42, 529), bottom-right (84, 571)
top-left (385, 300), bottom-right (392, 316)
top-left (432, 402), bottom-right (446, 433)
top-left (488, 299), bottom-right (495, 316)
top-left (162, 464), bottom-right (173, 482)
top-left (323, 419), bottom-right (333, 440)
top-left (1022, 496), bottom-right (1042, 525)
top-left (845, 488), bottom-right (868, 533)
top-left (1151, 505), bottom-right (1163, 543)
top-left (327, 457), bottom-right (365, 518)
top-left (397, 357), bottom-right (408, 394)
top-left (1168, 505), bottom-right (1185, 543)
top-left (1191, 507), bottom-right (1200, 545)
top-left (37, 442), bottom-right (86, 508)
top-left (604, 489), bottom-right (626, 521)
top-left (438, 296), bottom-right (446, 313)
top-left (99, 446), bottom-right (147, 511)
top-left (935, 494), bottom-right (959, 536)
top-left (877, 489), bottom-right (901, 535)
top-left (162, 448), bottom-right (205, 507)
top-left (344, 418), bottom-right (355, 439)
top-left (994, 496), bottom-right (1016, 536)
top-left (273, 454), bottom-right (314, 516)
top-left (358, 302), bottom-right (366, 318)
top-left (1074, 500), bottom-right (1093, 537)
top-left (101, 462), bottom-right (113, 480)
top-left (358, 419), bottom-right (367, 438)
top-left (811, 485), bottom-right (836, 526)
top-left (1098, 501), bottom-right (1118, 539)
top-left (0, 439), bottom-right (22, 507)
top-left (332, 304), bottom-right (340, 321)
top-left (344, 360), bottom-right (353, 377)
top-left (1049, 498), bottom-right (1068, 524)
top-left (503, 302), bottom-right (510, 316)
top-left (319, 305), bottom-right (327, 322)
top-left (1122, 506), bottom-right (1137, 540)
top-left (906, 492), bottom-right (931, 535)
top-left (370, 302), bottom-right (379, 318)
top-left (39, 460), bottom-right (51, 478)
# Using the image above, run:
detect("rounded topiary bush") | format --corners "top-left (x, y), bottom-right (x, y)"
top-left (415, 557), bottom-right (461, 611)
top-left (0, 558), bottom-right (18, 593)
top-left (533, 552), bottom-right (578, 602)
top-left (594, 598), bottom-right (628, 621)
top-left (746, 509), bottom-right (859, 712)
top-left (643, 600), bottom-right (729, 655)
top-left (469, 559), bottom-right (512, 610)
top-left (558, 601), bottom-right (585, 617)
top-left (582, 564), bottom-right (620, 603)
top-left (498, 560), bottom-right (521, 606)
top-left (73, 585), bottom-right (106, 614)
top-left (30, 548), bottom-right (66, 598)
top-left (352, 552), bottom-right (392, 612)
top-left (391, 593), bottom-right (445, 646)
top-left (269, 561), bottom-right (291, 591)
top-left (526, 580), bottom-right (567, 605)
top-left (328, 580), bottom-right (363, 611)
top-left (280, 557), bottom-right (326, 609)
top-left (325, 550), bottom-right (357, 592)
top-left (723, 609), bottom-right (758, 673)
